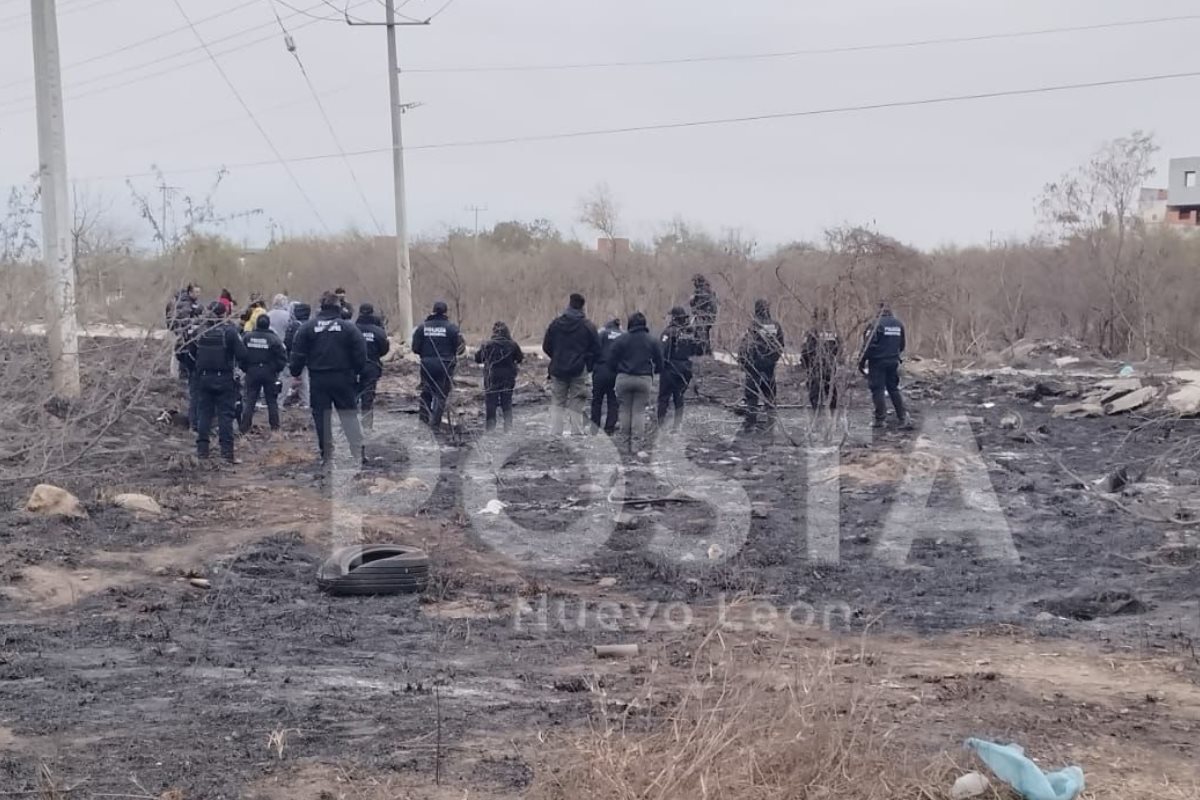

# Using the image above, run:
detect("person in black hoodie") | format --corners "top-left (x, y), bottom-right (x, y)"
top-left (192, 301), bottom-right (248, 462)
top-left (857, 303), bottom-right (909, 429)
top-left (657, 306), bottom-right (697, 432)
top-left (474, 321), bottom-right (525, 432)
top-left (290, 291), bottom-right (368, 462)
top-left (355, 303), bottom-right (391, 430)
top-left (739, 299), bottom-right (785, 431)
top-left (240, 314), bottom-right (288, 433)
top-left (802, 308), bottom-right (841, 412)
top-left (689, 274), bottom-right (718, 356)
top-left (542, 293), bottom-right (600, 436)
top-left (590, 317), bottom-right (622, 435)
top-left (284, 301), bottom-right (311, 408)
top-left (608, 311), bottom-right (663, 453)
top-left (411, 300), bottom-right (465, 431)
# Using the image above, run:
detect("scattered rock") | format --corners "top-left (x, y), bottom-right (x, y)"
top-left (1166, 384), bottom-right (1200, 416)
top-left (614, 513), bottom-right (638, 529)
top-left (1034, 611), bottom-right (1056, 623)
top-left (368, 476), bottom-right (431, 495)
top-left (1097, 378), bottom-right (1142, 404)
top-left (707, 543), bottom-right (725, 561)
top-left (597, 577), bottom-right (617, 588)
top-left (112, 493), bottom-right (163, 515)
top-left (188, 578), bottom-right (212, 590)
top-left (951, 771), bottom-right (991, 800)
top-left (999, 412), bottom-right (1021, 430)
top-left (750, 503), bottom-right (771, 519)
top-left (1040, 590), bottom-right (1149, 621)
top-left (1054, 355), bottom-right (1080, 368)
top-left (24, 484), bottom-right (87, 519)
top-left (478, 499), bottom-right (507, 515)
top-left (1104, 386), bottom-right (1157, 415)
top-left (578, 483), bottom-right (604, 495)
top-left (1051, 402), bottom-right (1102, 419)
top-left (1096, 467), bottom-right (1129, 494)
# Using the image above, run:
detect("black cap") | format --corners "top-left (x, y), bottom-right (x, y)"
top-left (432, 300), bottom-right (449, 315)
top-left (358, 303), bottom-right (374, 317)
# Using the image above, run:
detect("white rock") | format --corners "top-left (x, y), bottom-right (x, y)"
top-left (1054, 356), bottom-right (1080, 368)
top-left (24, 484), bottom-right (87, 519)
top-left (478, 499), bottom-right (507, 515)
top-left (112, 493), bottom-right (162, 515)
top-left (597, 577), bottom-right (617, 588)
top-left (951, 771), bottom-right (991, 799)
top-left (1167, 384), bottom-right (1200, 416)
top-left (1104, 386), bottom-right (1158, 415)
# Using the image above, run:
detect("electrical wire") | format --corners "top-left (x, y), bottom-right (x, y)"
top-left (0, 0), bottom-right (262, 92)
top-left (0, 0), bottom-right (122, 31)
top-left (404, 12), bottom-right (1200, 73)
top-left (0, 0), bottom-right (377, 115)
top-left (82, 66), bottom-right (1200, 181)
top-left (264, 0), bottom-right (384, 232)
top-left (168, 0), bottom-right (331, 232)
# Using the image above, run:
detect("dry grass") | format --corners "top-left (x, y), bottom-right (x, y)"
top-left (529, 651), bottom-right (959, 800)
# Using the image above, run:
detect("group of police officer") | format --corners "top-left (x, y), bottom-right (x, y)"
top-left (168, 277), bottom-right (910, 465)
top-left (169, 286), bottom-right (390, 464)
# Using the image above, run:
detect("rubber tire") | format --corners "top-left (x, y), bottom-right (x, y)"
top-left (317, 544), bottom-right (431, 596)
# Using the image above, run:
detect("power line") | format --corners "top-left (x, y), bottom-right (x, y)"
top-left (81, 66), bottom-right (1200, 181)
top-left (404, 12), bottom-right (1200, 73)
top-left (0, 0), bottom-right (377, 116)
top-left (167, 0), bottom-right (330, 232)
top-left (0, 0), bottom-right (121, 31)
top-left (0, 0), bottom-right (261, 92)
top-left (264, 0), bottom-right (384, 232)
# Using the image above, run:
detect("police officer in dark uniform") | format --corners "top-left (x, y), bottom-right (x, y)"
top-left (739, 299), bottom-right (785, 431)
top-left (590, 317), bottom-right (622, 435)
top-left (657, 306), bottom-right (697, 432)
top-left (240, 314), bottom-right (288, 433)
top-left (289, 291), bottom-right (368, 462)
top-left (411, 300), bottom-right (465, 431)
top-left (192, 301), bottom-right (248, 462)
top-left (802, 308), bottom-right (841, 412)
top-left (858, 303), bottom-right (910, 429)
top-left (689, 274), bottom-right (718, 356)
top-left (355, 303), bottom-right (390, 430)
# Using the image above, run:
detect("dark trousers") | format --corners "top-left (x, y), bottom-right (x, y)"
top-left (194, 371), bottom-right (237, 460)
top-left (419, 359), bottom-right (454, 430)
top-left (484, 382), bottom-right (515, 431)
top-left (310, 370), bottom-right (364, 461)
top-left (867, 359), bottom-right (905, 422)
top-left (656, 365), bottom-right (691, 429)
top-left (358, 362), bottom-right (382, 430)
top-left (241, 366), bottom-right (280, 432)
top-left (743, 363), bottom-right (777, 426)
top-left (590, 366), bottom-right (618, 434)
top-left (808, 369), bottom-right (838, 411)
top-left (694, 321), bottom-right (713, 355)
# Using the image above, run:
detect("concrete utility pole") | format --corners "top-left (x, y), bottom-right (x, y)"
top-left (385, 0), bottom-right (413, 340)
top-left (31, 0), bottom-right (80, 397)
top-left (465, 203), bottom-right (487, 259)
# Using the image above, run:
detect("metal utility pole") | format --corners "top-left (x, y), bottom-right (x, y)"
top-left (385, 0), bottom-right (413, 340)
top-left (31, 0), bottom-right (79, 397)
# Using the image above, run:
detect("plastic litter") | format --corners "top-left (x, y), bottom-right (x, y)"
top-left (966, 739), bottom-right (1084, 800)
top-left (1118, 364), bottom-right (1135, 377)
top-left (951, 771), bottom-right (991, 800)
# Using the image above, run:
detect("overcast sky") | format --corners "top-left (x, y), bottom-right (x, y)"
top-left (1, 0), bottom-right (1198, 250)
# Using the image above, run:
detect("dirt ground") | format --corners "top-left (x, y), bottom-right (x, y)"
top-left (0, 356), bottom-right (1197, 798)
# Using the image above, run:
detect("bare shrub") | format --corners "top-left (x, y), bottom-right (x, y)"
top-left (529, 651), bottom-right (953, 800)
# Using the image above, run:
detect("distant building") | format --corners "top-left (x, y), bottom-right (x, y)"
top-left (596, 237), bottom-right (631, 259)
top-left (1141, 157), bottom-right (1200, 229)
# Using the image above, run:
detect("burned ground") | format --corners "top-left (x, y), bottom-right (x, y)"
top-left (0, 354), bottom-right (1197, 798)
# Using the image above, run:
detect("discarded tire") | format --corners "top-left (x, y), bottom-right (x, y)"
top-left (317, 544), bottom-right (431, 596)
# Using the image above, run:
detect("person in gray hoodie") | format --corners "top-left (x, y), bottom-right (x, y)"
top-left (267, 294), bottom-right (292, 342)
